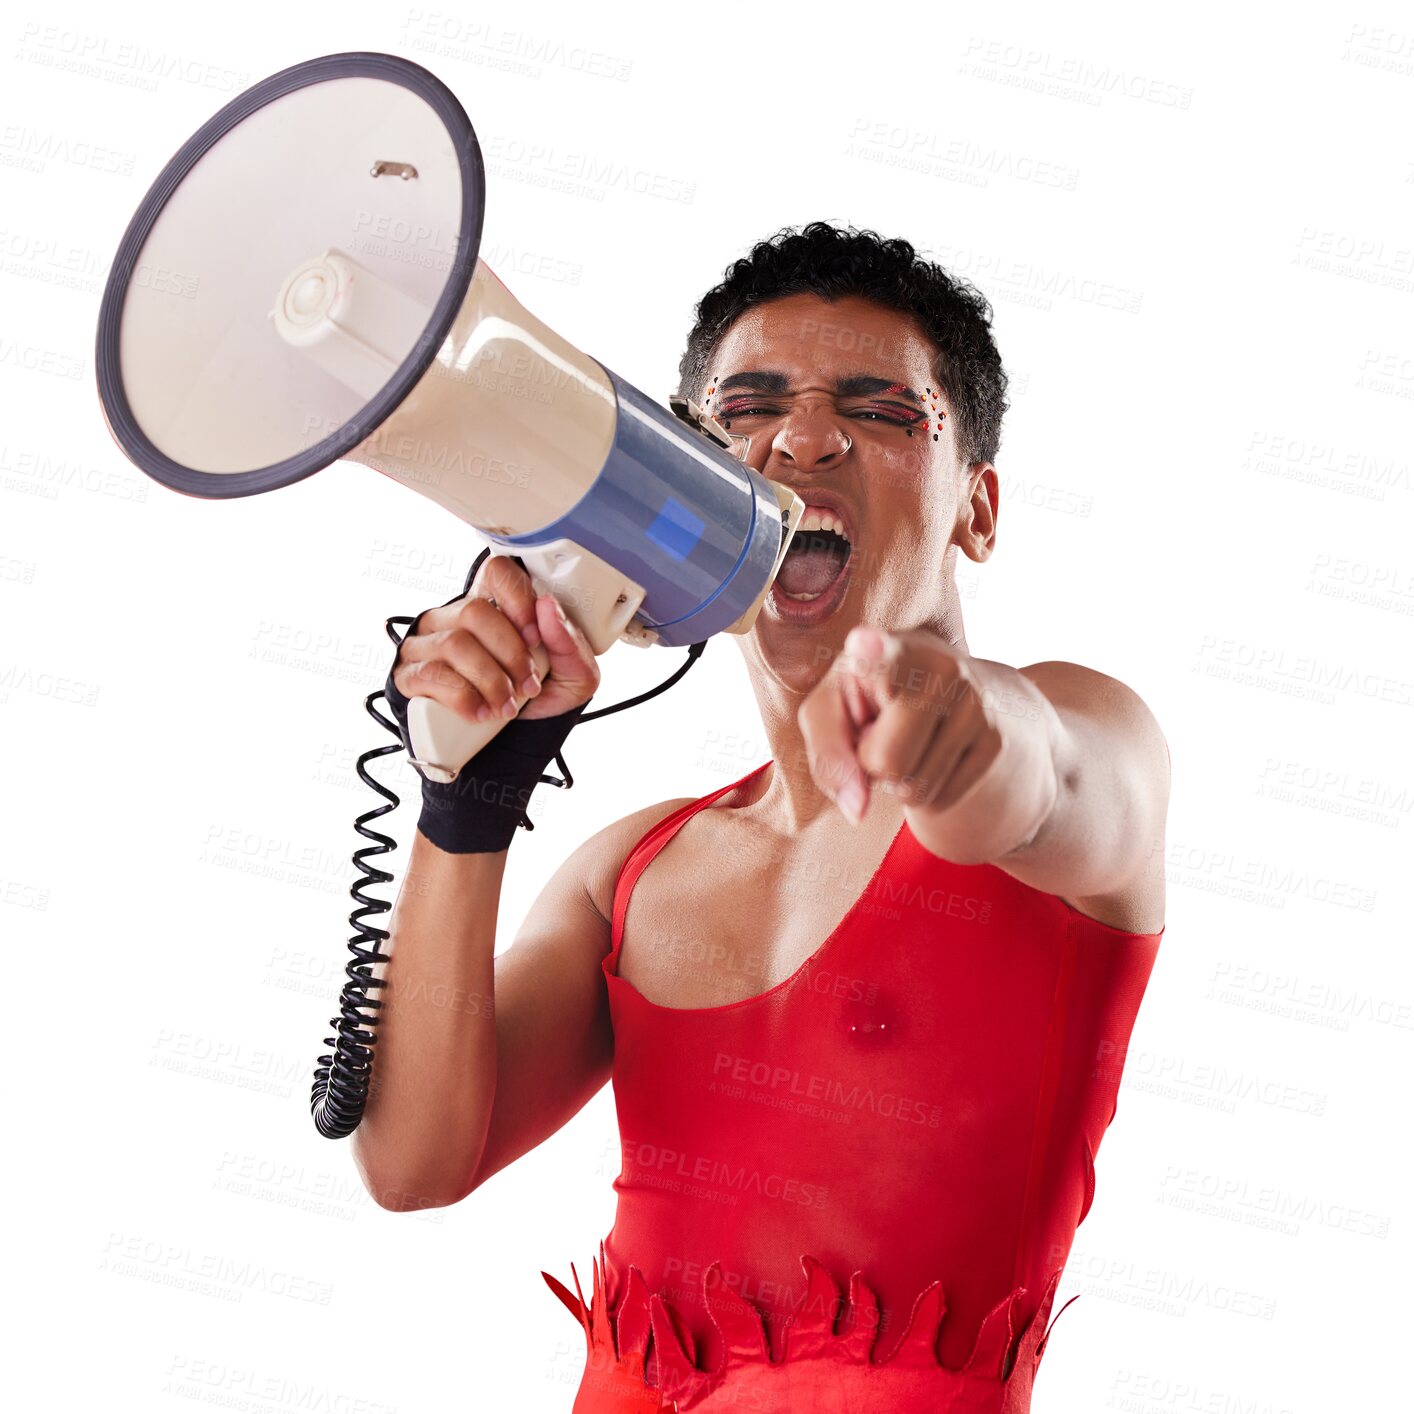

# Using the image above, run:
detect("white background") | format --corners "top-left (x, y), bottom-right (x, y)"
top-left (4, 1), bottom-right (1410, 1409)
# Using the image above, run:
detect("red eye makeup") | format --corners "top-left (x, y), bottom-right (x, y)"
top-left (702, 372), bottom-right (945, 438)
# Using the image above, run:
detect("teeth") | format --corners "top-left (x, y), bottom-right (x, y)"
top-left (777, 505), bottom-right (849, 607)
top-left (797, 507), bottom-right (849, 538)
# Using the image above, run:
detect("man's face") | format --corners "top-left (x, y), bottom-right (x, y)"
top-left (705, 292), bottom-right (995, 690)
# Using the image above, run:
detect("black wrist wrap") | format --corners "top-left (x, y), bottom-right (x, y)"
top-left (383, 608), bottom-right (591, 853)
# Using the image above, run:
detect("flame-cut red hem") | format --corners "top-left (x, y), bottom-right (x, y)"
top-left (542, 1243), bottom-right (1078, 1412)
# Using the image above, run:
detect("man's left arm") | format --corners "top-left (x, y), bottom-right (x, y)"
top-left (799, 630), bottom-right (1170, 901)
top-left (914, 658), bottom-right (1170, 902)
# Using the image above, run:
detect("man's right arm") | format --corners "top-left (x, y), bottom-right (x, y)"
top-left (351, 797), bottom-right (690, 1211)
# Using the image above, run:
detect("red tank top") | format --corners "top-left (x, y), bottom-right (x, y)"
top-left (543, 760), bottom-right (1164, 1412)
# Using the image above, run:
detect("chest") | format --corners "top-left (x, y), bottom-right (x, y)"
top-left (615, 810), bottom-right (903, 1010)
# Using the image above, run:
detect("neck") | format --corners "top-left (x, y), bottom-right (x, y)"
top-left (740, 581), bottom-right (969, 835)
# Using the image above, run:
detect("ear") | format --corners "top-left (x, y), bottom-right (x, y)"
top-left (956, 461), bottom-right (998, 564)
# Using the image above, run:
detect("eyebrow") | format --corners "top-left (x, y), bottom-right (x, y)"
top-left (716, 371), bottom-right (925, 406)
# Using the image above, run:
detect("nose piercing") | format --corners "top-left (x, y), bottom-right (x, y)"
top-left (841, 434), bottom-right (853, 455)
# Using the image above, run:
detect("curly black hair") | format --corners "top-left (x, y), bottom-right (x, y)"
top-left (677, 220), bottom-right (1009, 467)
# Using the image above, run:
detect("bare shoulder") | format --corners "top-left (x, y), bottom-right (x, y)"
top-left (573, 794), bottom-right (701, 933)
top-left (510, 792), bottom-right (699, 960)
top-left (1018, 661), bottom-right (1167, 747)
top-left (1010, 660), bottom-right (1170, 935)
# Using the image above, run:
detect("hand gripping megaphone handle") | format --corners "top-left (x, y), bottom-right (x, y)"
top-left (404, 539), bottom-right (648, 784)
top-left (406, 637), bottom-right (552, 785)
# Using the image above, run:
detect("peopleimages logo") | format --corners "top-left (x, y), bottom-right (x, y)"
top-left (621, 1139), bottom-right (830, 1209)
top-left (930, 243), bottom-right (1143, 314)
top-left (710, 1052), bottom-right (945, 1127)
top-left (846, 119), bottom-right (1081, 191)
top-left (959, 36), bottom-right (1194, 109)
top-left (15, 23), bottom-right (249, 93)
top-left (399, 11), bottom-right (634, 82)
top-left (482, 136), bottom-right (696, 204)
top-left (0, 124), bottom-right (136, 176)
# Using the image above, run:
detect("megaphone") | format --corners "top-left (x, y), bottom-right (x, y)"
top-left (95, 50), bottom-right (805, 784)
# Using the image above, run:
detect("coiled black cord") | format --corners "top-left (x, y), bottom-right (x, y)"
top-left (310, 548), bottom-right (707, 1138)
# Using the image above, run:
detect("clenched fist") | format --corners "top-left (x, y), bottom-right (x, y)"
top-left (393, 555), bottom-right (601, 724)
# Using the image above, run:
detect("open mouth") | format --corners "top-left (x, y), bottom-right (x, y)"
top-left (774, 520), bottom-right (853, 602)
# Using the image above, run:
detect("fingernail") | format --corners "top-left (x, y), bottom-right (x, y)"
top-left (521, 621), bottom-right (541, 648)
top-left (838, 778), bottom-right (866, 825)
top-left (477, 704), bottom-right (491, 722)
top-left (552, 598), bottom-right (568, 623)
top-left (501, 698), bottom-right (519, 719)
top-left (847, 626), bottom-right (884, 658)
top-left (521, 672), bottom-right (540, 696)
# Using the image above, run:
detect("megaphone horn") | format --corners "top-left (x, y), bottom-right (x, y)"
top-left (96, 50), bottom-right (804, 783)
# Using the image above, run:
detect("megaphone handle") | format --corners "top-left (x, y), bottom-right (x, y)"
top-left (406, 638), bottom-right (552, 785)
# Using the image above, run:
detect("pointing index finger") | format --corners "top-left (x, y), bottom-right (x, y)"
top-left (800, 661), bottom-right (869, 826)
